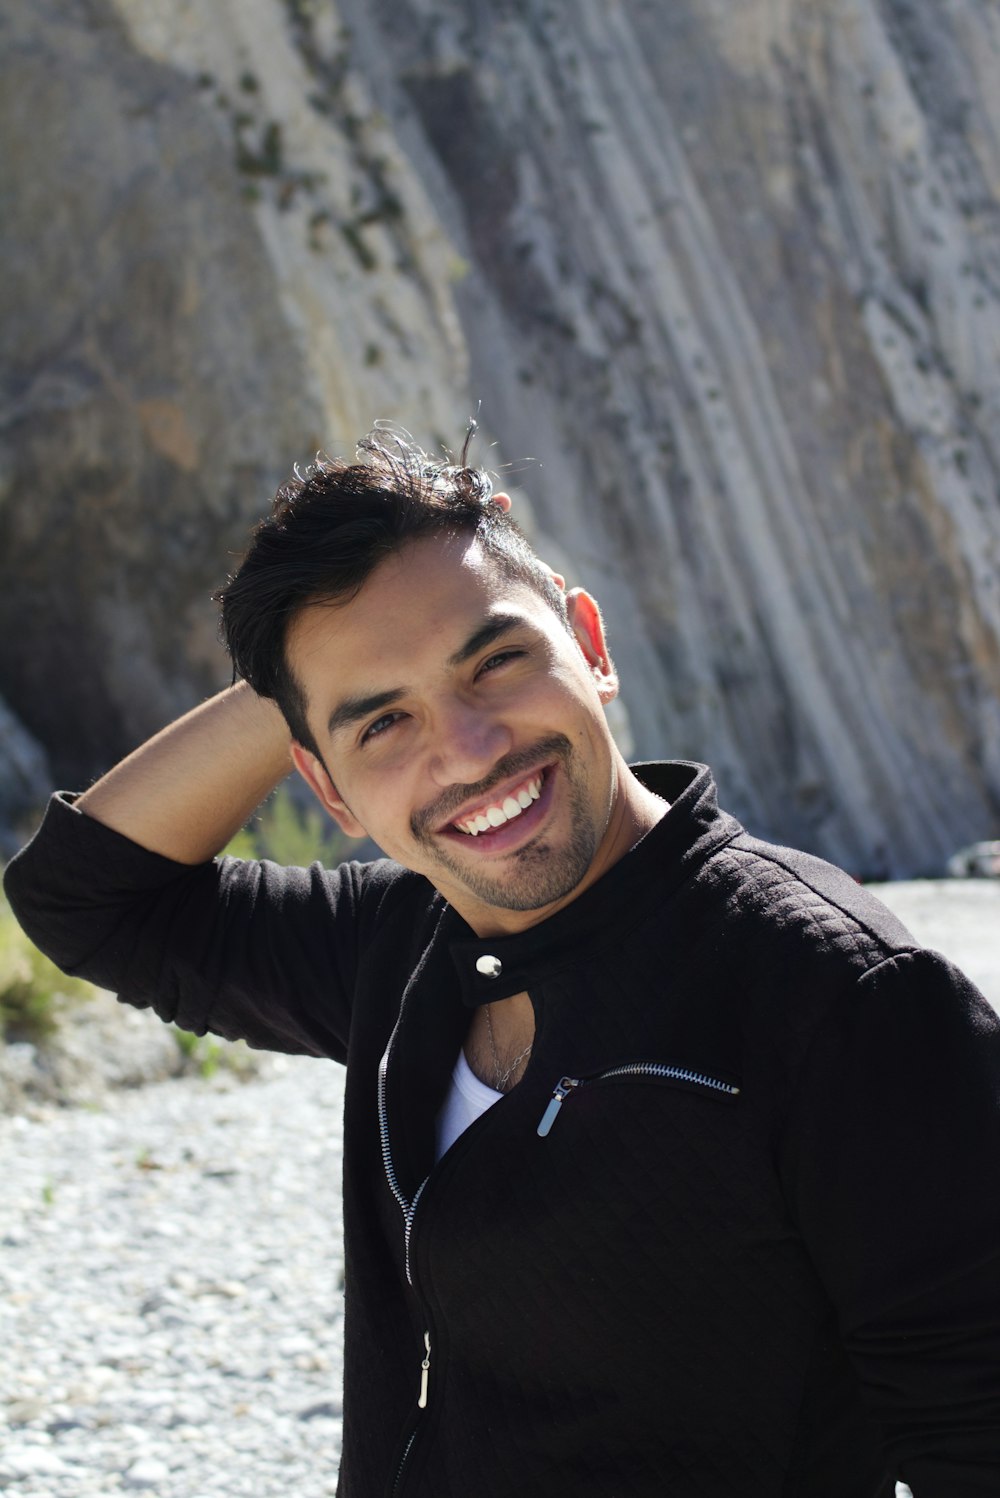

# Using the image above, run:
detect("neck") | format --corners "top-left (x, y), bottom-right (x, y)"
top-left (607, 757), bottom-right (671, 851)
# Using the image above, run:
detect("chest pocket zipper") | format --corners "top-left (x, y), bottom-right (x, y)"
top-left (537, 1063), bottom-right (740, 1137)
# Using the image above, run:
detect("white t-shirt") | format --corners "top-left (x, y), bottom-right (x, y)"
top-left (435, 1047), bottom-right (503, 1161)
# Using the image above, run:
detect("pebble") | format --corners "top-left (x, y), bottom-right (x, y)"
top-left (2, 1445), bottom-right (69, 1477)
top-left (124, 1457), bottom-right (172, 1488)
top-left (0, 1056), bottom-right (346, 1497)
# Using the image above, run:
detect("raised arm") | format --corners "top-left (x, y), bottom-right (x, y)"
top-left (2, 682), bottom-right (367, 1059)
top-left (77, 682), bottom-right (293, 864)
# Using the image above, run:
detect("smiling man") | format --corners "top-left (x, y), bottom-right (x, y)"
top-left (5, 428), bottom-right (1000, 1498)
top-left (282, 531), bottom-right (660, 928)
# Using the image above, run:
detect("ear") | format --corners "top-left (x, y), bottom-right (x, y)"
top-left (566, 589), bottom-right (619, 704)
top-left (290, 743), bottom-right (368, 838)
top-left (491, 490), bottom-right (512, 513)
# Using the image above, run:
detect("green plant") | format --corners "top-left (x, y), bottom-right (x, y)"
top-left (172, 1025), bottom-right (263, 1082)
top-left (223, 784), bottom-right (353, 867)
top-left (221, 824), bottom-right (259, 861)
top-left (173, 1028), bottom-right (225, 1079)
top-left (0, 884), bottom-right (96, 1044)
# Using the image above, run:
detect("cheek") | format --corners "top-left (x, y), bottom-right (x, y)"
top-left (338, 768), bottom-right (420, 845)
top-left (543, 669), bottom-right (608, 726)
top-left (517, 659), bottom-right (593, 708)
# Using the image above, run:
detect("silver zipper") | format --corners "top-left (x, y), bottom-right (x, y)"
top-left (536, 1076), bottom-right (581, 1136)
top-left (537, 1063), bottom-right (740, 1137)
top-left (378, 993), bottom-right (436, 1497)
top-left (392, 1426), bottom-right (419, 1497)
top-left (377, 1017), bottom-right (430, 1286)
top-left (417, 1330), bottom-right (432, 1409)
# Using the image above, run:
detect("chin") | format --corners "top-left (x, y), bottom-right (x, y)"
top-left (444, 832), bottom-right (598, 914)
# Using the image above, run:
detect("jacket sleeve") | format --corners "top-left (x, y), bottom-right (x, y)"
top-left (2, 791), bottom-right (386, 1061)
top-left (782, 947), bottom-right (1000, 1495)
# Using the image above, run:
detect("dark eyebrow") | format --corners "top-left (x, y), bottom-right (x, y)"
top-left (327, 687), bottom-right (404, 739)
top-left (326, 614), bottom-right (524, 740)
top-left (446, 613), bottom-right (522, 669)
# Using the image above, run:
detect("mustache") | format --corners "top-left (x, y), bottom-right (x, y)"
top-left (411, 734), bottom-right (572, 839)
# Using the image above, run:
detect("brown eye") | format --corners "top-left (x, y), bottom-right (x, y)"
top-left (478, 650), bottom-right (524, 676)
top-left (361, 712), bottom-right (404, 744)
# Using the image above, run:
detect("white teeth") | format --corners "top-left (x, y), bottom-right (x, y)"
top-left (455, 772), bottom-right (546, 835)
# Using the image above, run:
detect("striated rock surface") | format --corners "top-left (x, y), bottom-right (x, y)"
top-left (0, 697), bottom-right (52, 855)
top-left (2, 0), bottom-right (999, 873)
top-left (0, 0), bottom-right (468, 787)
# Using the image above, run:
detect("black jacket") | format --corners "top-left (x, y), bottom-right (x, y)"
top-left (5, 762), bottom-right (1000, 1497)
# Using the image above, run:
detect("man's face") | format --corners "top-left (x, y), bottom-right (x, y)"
top-left (286, 533), bottom-right (623, 935)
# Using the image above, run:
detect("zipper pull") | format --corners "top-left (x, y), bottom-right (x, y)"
top-left (418, 1331), bottom-right (431, 1409)
top-left (537, 1077), bottom-right (580, 1137)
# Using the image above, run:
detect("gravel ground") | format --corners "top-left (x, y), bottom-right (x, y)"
top-left (1, 1058), bottom-right (346, 1497)
top-left (0, 879), bottom-right (996, 1496)
top-left (867, 879), bottom-right (1000, 1011)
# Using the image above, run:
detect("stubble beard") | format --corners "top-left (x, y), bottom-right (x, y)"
top-left (412, 736), bottom-right (605, 913)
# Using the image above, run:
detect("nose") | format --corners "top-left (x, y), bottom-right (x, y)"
top-left (428, 698), bottom-right (513, 789)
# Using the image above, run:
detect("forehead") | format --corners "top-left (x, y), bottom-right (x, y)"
top-left (285, 533), bottom-right (548, 700)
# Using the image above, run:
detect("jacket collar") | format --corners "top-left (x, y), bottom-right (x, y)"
top-left (383, 762), bottom-right (743, 1201)
top-left (444, 761), bottom-right (742, 1006)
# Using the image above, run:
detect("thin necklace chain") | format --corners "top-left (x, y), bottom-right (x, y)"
top-left (484, 1003), bottom-right (533, 1092)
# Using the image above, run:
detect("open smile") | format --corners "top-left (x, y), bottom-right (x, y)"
top-left (452, 770), bottom-right (544, 835)
top-left (436, 765), bottom-right (557, 855)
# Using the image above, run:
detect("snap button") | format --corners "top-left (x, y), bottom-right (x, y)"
top-left (476, 954), bottom-right (502, 979)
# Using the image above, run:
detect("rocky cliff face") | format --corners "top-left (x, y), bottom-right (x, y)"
top-left (2, 0), bottom-right (998, 874)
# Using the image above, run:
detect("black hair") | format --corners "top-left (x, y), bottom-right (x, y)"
top-left (218, 423), bottom-right (568, 756)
